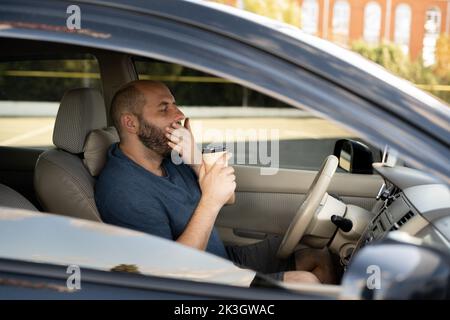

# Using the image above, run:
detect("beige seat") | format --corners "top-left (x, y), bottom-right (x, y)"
top-left (0, 183), bottom-right (38, 211)
top-left (34, 88), bottom-right (119, 221)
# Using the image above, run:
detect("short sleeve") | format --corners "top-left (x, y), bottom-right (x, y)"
top-left (97, 189), bottom-right (173, 241)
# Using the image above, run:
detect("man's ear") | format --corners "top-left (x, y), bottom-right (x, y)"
top-left (121, 113), bottom-right (138, 134)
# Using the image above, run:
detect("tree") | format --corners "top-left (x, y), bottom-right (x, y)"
top-left (244, 0), bottom-right (301, 26)
top-left (212, 0), bottom-right (301, 27)
top-left (434, 34), bottom-right (450, 80)
top-left (351, 40), bottom-right (449, 104)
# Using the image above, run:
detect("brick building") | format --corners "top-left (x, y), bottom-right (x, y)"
top-left (214, 0), bottom-right (450, 65)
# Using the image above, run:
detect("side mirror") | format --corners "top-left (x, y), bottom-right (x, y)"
top-left (333, 139), bottom-right (373, 174)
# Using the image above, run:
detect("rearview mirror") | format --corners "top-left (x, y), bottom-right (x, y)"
top-left (333, 139), bottom-right (373, 174)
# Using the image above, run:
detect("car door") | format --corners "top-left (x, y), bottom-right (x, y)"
top-left (0, 208), bottom-right (337, 300)
top-left (0, 258), bottom-right (320, 299)
top-left (217, 165), bottom-right (383, 245)
top-left (1, 0), bottom-right (444, 244)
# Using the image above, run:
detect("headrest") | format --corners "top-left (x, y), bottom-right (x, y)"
top-left (53, 88), bottom-right (107, 153)
top-left (83, 127), bottom-right (120, 176)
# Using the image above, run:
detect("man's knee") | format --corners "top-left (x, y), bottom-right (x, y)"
top-left (283, 271), bottom-right (320, 284)
top-left (294, 247), bottom-right (338, 284)
top-left (294, 247), bottom-right (333, 270)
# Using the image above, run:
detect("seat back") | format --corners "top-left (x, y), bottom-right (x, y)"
top-left (34, 88), bottom-right (118, 221)
top-left (0, 183), bottom-right (38, 211)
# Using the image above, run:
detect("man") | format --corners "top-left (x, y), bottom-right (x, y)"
top-left (95, 80), bottom-right (337, 284)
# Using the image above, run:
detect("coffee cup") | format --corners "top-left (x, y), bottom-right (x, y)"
top-left (202, 146), bottom-right (235, 205)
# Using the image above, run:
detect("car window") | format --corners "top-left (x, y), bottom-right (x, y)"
top-left (135, 58), bottom-right (380, 172)
top-left (0, 54), bottom-right (101, 148)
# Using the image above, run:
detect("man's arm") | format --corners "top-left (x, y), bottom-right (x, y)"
top-left (176, 155), bottom-right (235, 251)
top-left (176, 197), bottom-right (221, 250)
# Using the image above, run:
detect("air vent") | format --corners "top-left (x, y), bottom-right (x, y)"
top-left (390, 211), bottom-right (416, 231)
top-left (386, 191), bottom-right (401, 206)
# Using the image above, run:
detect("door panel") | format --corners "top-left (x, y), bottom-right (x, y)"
top-left (216, 165), bottom-right (383, 245)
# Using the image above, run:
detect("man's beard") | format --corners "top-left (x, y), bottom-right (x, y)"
top-left (137, 116), bottom-right (172, 157)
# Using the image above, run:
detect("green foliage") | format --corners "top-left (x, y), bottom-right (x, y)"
top-left (135, 59), bottom-right (290, 107)
top-left (350, 40), bottom-right (450, 104)
top-left (243, 0), bottom-right (301, 27)
top-left (1, 38), bottom-right (447, 106)
top-left (0, 55), bottom-right (101, 101)
top-left (0, 55), bottom-right (289, 107)
top-left (435, 34), bottom-right (450, 79)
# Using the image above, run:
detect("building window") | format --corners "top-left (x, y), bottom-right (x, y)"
top-left (301, 0), bottom-right (319, 35)
top-left (422, 7), bottom-right (441, 66)
top-left (363, 1), bottom-right (382, 44)
top-left (394, 4), bottom-right (412, 55)
top-left (332, 0), bottom-right (351, 45)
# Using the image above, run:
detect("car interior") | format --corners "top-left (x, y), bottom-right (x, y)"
top-left (1, 37), bottom-right (448, 295)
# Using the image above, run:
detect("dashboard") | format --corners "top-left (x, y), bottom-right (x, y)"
top-left (354, 163), bottom-right (450, 254)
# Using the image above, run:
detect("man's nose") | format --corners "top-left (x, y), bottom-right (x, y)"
top-left (173, 106), bottom-right (185, 123)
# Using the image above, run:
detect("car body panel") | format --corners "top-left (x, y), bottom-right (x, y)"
top-left (0, 207), bottom-right (256, 287)
top-left (0, 257), bottom-right (323, 299)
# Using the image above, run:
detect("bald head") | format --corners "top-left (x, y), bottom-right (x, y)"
top-left (110, 80), bottom-right (169, 137)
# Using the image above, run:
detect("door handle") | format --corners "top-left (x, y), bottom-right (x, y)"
top-left (233, 229), bottom-right (267, 240)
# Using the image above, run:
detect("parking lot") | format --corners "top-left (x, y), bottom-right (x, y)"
top-left (0, 116), bottom-right (355, 170)
top-left (0, 116), bottom-right (354, 142)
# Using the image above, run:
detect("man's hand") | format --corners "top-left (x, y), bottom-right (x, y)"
top-left (176, 152), bottom-right (235, 251)
top-left (198, 153), bottom-right (236, 211)
top-left (166, 118), bottom-right (202, 169)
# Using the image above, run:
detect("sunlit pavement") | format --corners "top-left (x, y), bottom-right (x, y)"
top-left (0, 117), bottom-right (358, 169)
top-left (0, 117), bottom-right (56, 147)
top-left (0, 117), bottom-right (353, 147)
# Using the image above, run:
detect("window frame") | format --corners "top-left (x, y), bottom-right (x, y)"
top-left (394, 3), bottom-right (412, 55)
top-left (332, 0), bottom-right (351, 44)
top-left (301, 0), bottom-right (319, 35)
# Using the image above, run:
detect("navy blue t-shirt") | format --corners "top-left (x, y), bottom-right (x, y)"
top-left (95, 143), bottom-right (228, 259)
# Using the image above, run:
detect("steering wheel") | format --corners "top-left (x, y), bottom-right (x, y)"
top-left (277, 155), bottom-right (338, 259)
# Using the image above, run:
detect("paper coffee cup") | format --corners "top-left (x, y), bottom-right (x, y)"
top-left (202, 146), bottom-right (228, 170)
top-left (202, 146), bottom-right (235, 205)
